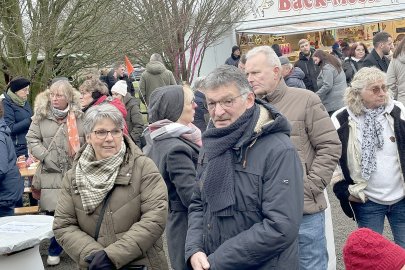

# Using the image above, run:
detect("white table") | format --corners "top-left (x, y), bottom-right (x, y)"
top-left (0, 215), bottom-right (54, 270)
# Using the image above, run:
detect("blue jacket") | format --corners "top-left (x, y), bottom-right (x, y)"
top-left (285, 67), bottom-right (307, 89)
top-left (0, 118), bottom-right (23, 207)
top-left (2, 93), bottom-right (32, 156)
top-left (185, 100), bottom-right (304, 270)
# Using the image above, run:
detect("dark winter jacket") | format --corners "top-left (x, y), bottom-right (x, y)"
top-left (284, 67), bottom-right (306, 89)
top-left (224, 54), bottom-right (240, 67)
top-left (185, 100), bottom-right (304, 270)
top-left (0, 118), bottom-right (23, 208)
top-left (295, 49), bottom-right (320, 92)
top-left (193, 90), bottom-right (209, 132)
top-left (148, 136), bottom-right (199, 270)
top-left (343, 57), bottom-right (362, 84)
top-left (360, 49), bottom-right (390, 72)
top-left (123, 93), bottom-right (144, 147)
top-left (331, 104), bottom-right (405, 218)
top-left (2, 93), bottom-right (33, 157)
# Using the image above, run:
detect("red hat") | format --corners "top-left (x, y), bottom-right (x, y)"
top-left (343, 228), bottom-right (405, 270)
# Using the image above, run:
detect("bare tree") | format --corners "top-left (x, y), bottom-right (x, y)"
top-left (0, 0), bottom-right (136, 101)
top-left (125, 0), bottom-right (250, 83)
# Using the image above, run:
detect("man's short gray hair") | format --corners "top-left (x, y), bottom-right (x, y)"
top-left (202, 65), bottom-right (251, 96)
top-left (192, 76), bottom-right (206, 92)
top-left (83, 104), bottom-right (125, 135)
top-left (150, 53), bottom-right (163, 63)
top-left (246, 46), bottom-right (281, 69)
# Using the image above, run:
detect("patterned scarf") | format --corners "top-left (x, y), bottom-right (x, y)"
top-left (361, 106), bottom-right (385, 180)
top-left (202, 105), bottom-right (258, 215)
top-left (67, 110), bottom-right (80, 157)
top-left (7, 90), bottom-right (26, 107)
top-left (75, 141), bottom-right (126, 214)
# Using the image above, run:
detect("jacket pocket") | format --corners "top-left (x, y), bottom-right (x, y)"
top-left (234, 169), bottom-right (260, 211)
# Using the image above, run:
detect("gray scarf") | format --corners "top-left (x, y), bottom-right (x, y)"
top-left (361, 106), bottom-right (385, 180)
top-left (52, 106), bottom-right (69, 119)
top-left (75, 141), bottom-right (126, 214)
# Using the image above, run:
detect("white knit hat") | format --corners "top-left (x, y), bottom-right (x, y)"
top-left (111, 80), bottom-right (127, 97)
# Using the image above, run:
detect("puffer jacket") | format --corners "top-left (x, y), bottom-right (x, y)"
top-left (185, 101), bottom-right (304, 270)
top-left (316, 63), bottom-right (347, 113)
top-left (139, 61), bottom-right (176, 106)
top-left (0, 118), bottom-right (23, 208)
top-left (285, 67), bottom-right (306, 89)
top-left (265, 79), bottom-right (342, 214)
top-left (123, 93), bottom-right (144, 147)
top-left (26, 89), bottom-right (85, 211)
top-left (53, 136), bottom-right (169, 270)
top-left (387, 53), bottom-right (405, 105)
top-left (2, 93), bottom-right (32, 157)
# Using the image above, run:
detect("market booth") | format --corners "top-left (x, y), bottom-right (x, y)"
top-left (236, 0), bottom-right (405, 61)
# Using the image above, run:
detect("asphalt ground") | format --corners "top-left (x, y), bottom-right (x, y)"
top-left (40, 186), bottom-right (393, 270)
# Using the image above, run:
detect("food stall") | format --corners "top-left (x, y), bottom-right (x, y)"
top-left (236, 0), bottom-right (405, 61)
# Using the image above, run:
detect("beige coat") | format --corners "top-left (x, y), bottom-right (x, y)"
top-left (53, 136), bottom-right (169, 270)
top-left (27, 89), bottom-right (85, 211)
top-left (265, 79), bottom-right (342, 214)
top-left (387, 54), bottom-right (405, 105)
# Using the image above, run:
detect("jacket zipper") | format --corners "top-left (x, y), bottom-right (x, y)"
top-left (242, 138), bottom-right (258, 168)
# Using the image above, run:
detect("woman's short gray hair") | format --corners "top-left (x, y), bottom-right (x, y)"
top-left (83, 104), bottom-right (125, 135)
top-left (344, 67), bottom-right (388, 115)
top-left (202, 65), bottom-right (251, 96)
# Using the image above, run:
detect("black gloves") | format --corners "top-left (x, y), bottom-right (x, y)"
top-left (86, 250), bottom-right (115, 270)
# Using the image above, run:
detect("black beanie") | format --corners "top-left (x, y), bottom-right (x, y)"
top-left (8, 77), bottom-right (30, 93)
top-left (148, 85), bottom-right (184, 123)
top-left (232, 45), bottom-right (240, 54)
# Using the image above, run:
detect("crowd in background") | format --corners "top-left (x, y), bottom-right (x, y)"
top-left (0, 31), bottom-right (405, 270)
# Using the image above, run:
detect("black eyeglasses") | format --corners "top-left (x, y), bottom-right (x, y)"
top-left (92, 129), bottom-right (123, 139)
top-left (204, 93), bottom-right (245, 111)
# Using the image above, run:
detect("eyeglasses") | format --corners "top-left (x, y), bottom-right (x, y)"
top-left (49, 93), bottom-right (65, 99)
top-left (367, 85), bottom-right (388, 95)
top-left (92, 129), bottom-right (123, 139)
top-left (204, 93), bottom-right (245, 111)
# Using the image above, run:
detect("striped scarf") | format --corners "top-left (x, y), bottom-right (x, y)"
top-left (75, 141), bottom-right (126, 214)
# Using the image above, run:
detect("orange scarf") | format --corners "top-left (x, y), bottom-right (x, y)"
top-left (67, 110), bottom-right (80, 157)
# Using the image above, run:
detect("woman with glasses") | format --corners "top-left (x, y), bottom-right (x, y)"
top-left (331, 67), bottom-right (405, 248)
top-left (27, 80), bottom-right (85, 266)
top-left (343, 42), bottom-right (370, 84)
top-left (1, 77), bottom-right (33, 157)
top-left (53, 104), bottom-right (168, 270)
top-left (143, 85), bottom-right (200, 270)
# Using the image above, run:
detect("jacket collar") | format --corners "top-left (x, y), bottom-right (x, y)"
top-left (263, 79), bottom-right (288, 104)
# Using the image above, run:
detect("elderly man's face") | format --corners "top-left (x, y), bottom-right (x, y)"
top-left (281, 64), bottom-right (292, 77)
top-left (245, 53), bottom-right (281, 97)
top-left (360, 79), bottom-right (388, 109)
top-left (205, 84), bottom-right (254, 128)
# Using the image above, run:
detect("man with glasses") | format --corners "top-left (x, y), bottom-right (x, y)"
top-left (185, 65), bottom-right (304, 270)
top-left (360, 31), bottom-right (394, 72)
top-left (245, 46), bottom-right (342, 270)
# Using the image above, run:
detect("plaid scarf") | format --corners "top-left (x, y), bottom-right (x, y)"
top-left (75, 141), bottom-right (126, 214)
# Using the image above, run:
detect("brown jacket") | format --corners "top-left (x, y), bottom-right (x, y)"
top-left (53, 136), bottom-right (169, 270)
top-left (265, 79), bottom-right (341, 214)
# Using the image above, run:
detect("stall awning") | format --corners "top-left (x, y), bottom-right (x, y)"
top-left (236, 4), bottom-right (405, 35)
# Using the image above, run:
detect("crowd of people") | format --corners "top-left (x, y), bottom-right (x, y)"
top-left (0, 32), bottom-right (405, 270)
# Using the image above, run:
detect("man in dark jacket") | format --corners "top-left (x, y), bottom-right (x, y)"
top-left (360, 31), bottom-right (394, 72)
top-left (280, 56), bottom-right (306, 89)
top-left (0, 102), bottom-right (24, 217)
top-left (101, 62), bottom-right (126, 92)
top-left (294, 39), bottom-right (320, 91)
top-left (246, 46), bottom-right (342, 270)
top-left (185, 65), bottom-right (304, 270)
top-left (224, 45), bottom-right (241, 67)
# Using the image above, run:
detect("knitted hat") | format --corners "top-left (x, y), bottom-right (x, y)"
top-left (332, 42), bottom-right (340, 50)
top-left (343, 228), bottom-right (405, 270)
top-left (232, 45), bottom-right (240, 54)
top-left (8, 77), bottom-right (30, 93)
top-left (279, 56), bottom-right (290, 66)
top-left (111, 80), bottom-right (128, 97)
top-left (148, 85), bottom-right (184, 123)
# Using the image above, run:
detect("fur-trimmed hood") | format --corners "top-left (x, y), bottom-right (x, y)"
top-left (32, 89), bottom-right (83, 122)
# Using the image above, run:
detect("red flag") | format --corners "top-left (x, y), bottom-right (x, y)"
top-left (124, 55), bottom-right (134, 75)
